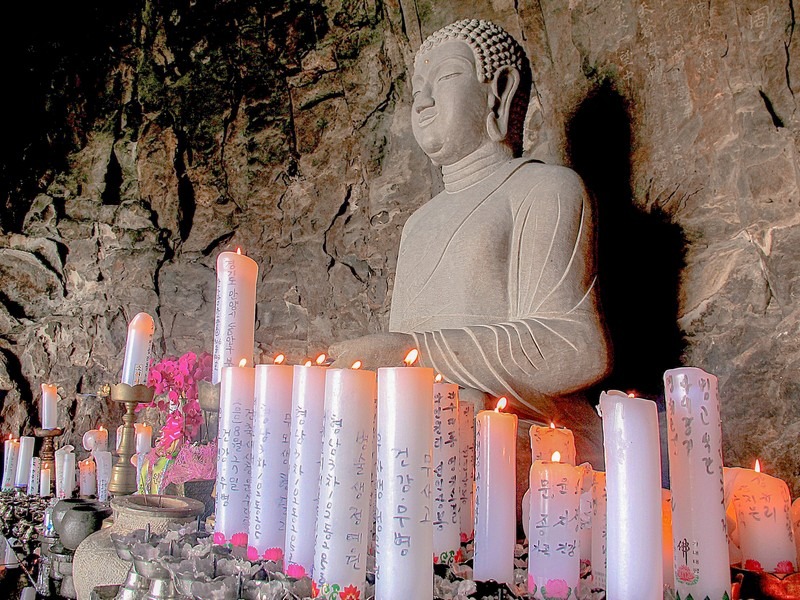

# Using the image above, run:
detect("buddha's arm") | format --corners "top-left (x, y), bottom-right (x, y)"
top-left (410, 170), bottom-right (611, 415)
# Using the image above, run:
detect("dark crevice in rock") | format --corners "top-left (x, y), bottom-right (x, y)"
top-left (101, 150), bottom-right (124, 205)
top-left (322, 185), bottom-right (352, 272)
top-left (30, 250), bottom-right (66, 296)
top-left (759, 89), bottom-right (785, 128)
top-left (174, 130), bottom-right (196, 243)
top-left (0, 346), bottom-right (34, 429)
top-left (201, 231), bottom-right (236, 257)
top-left (299, 90), bottom-right (346, 112)
top-left (0, 291), bottom-right (28, 321)
top-left (786, 0), bottom-right (796, 97)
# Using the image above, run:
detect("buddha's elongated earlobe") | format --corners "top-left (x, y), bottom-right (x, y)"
top-left (486, 66), bottom-right (521, 142)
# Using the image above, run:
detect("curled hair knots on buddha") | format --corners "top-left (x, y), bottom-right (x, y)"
top-left (417, 19), bottom-right (527, 83)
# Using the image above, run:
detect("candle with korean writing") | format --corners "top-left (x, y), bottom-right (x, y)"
top-left (527, 450), bottom-right (581, 600)
top-left (2, 437), bottom-right (19, 492)
top-left (54, 445), bottom-right (73, 499)
top-left (731, 460), bottom-right (795, 573)
top-left (458, 400), bottom-right (475, 542)
top-left (120, 312), bottom-right (155, 385)
top-left (212, 249), bottom-right (258, 384)
top-left (41, 384), bottom-right (58, 430)
top-left (791, 498), bottom-right (800, 570)
top-left (375, 350), bottom-right (434, 600)
top-left (599, 390), bottom-right (663, 599)
top-left (27, 457), bottom-right (41, 497)
top-left (61, 451), bottom-right (76, 499)
top-left (214, 359), bottom-right (256, 547)
top-left (474, 397), bottom-right (518, 587)
top-left (662, 490), bottom-right (675, 590)
top-left (432, 376), bottom-right (461, 564)
top-left (14, 436), bottom-right (35, 489)
top-left (79, 458), bottom-right (97, 497)
top-left (313, 362), bottom-right (377, 599)
top-left (591, 470), bottom-right (607, 592)
top-left (284, 355), bottom-right (328, 577)
top-left (247, 355), bottom-right (293, 562)
top-left (530, 422), bottom-right (576, 465)
top-left (578, 464), bottom-right (594, 571)
top-left (94, 450), bottom-right (112, 502)
top-left (39, 466), bottom-right (51, 497)
top-left (663, 367), bottom-right (731, 598)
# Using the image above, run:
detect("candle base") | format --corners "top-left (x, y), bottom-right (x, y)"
top-left (108, 384), bottom-right (154, 496)
top-left (34, 427), bottom-right (63, 478)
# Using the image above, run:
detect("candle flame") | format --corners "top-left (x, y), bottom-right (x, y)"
top-left (99, 425), bottom-right (106, 432)
top-left (550, 421), bottom-right (556, 429)
top-left (236, 247), bottom-right (242, 255)
top-left (435, 374), bottom-right (443, 383)
top-left (551, 450), bottom-right (561, 462)
top-left (315, 354), bottom-right (327, 365)
top-left (495, 397), bottom-right (508, 412)
top-left (755, 459), bottom-right (761, 473)
top-left (351, 360), bottom-right (362, 370)
top-left (304, 360), bottom-right (312, 367)
top-left (239, 359), bottom-right (248, 368)
top-left (404, 349), bottom-right (419, 366)
top-left (274, 354), bottom-right (286, 365)
top-left (627, 392), bottom-right (635, 398)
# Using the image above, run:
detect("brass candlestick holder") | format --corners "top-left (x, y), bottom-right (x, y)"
top-left (109, 383), bottom-right (155, 496)
top-left (34, 427), bottom-right (63, 476)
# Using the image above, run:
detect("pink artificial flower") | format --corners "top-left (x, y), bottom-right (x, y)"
top-left (247, 546), bottom-right (260, 561)
top-left (528, 575), bottom-right (536, 595)
top-left (263, 547), bottom-right (283, 561)
top-left (543, 579), bottom-right (570, 599)
top-left (775, 560), bottom-right (795, 574)
top-left (745, 559), bottom-right (764, 572)
top-left (213, 532), bottom-right (226, 545)
top-left (230, 532), bottom-right (248, 547)
top-left (285, 563), bottom-right (306, 579)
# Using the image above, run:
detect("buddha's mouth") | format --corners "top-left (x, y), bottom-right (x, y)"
top-left (417, 110), bottom-right (437, 127)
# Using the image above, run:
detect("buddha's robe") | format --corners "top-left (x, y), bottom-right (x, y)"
top-left (389, 158), bottom-right (610, 421)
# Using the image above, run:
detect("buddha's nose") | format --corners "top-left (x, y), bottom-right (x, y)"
top-left (414, 88), bottom-right (434, 112)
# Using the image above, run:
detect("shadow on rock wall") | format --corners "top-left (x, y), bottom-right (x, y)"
top-left (567, 80), bottom-right (687, 400)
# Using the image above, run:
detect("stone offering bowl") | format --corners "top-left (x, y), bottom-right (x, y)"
top-left (52, 498), bottom-right (94, 537)
top-left (59, 503), bottom-right (112, 550)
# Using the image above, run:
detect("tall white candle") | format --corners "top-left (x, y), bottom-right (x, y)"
top-left (93, 450), bottom-right (112, 502)
top-left (27, 457), bottom-right (41, 497)
top-left (313, 365), bottom-right (377, 598)
top-left (527, 451), bottom-right (582, 600)
top-left (248, 357), bottom-right (293, 562)
top-left (214, 360), bottom-right (256, 547)
top-left (458, 400), bottom-right (475, 542)
top-left (41, 384), bottom-right (58, 430)
top-left (474, 397), bottom-right (517, 587)
top-left (662, 490), bottom-right (675, 590)
top-left (39, 466), bottom-right (51, 497)
top-left (591, 470), bottom-right (607, 593)
top-left (375, 353), bottom-right (434, 600)
top-left (599, 390), bottom-right (663, 599)
top-left (79, 458), bottom-right (97, 497)
top-left (791, 498), bottom-right (800, 570)
top-left (432, 379), bottom-right (461, 564)
top-left (2, 437), bottom-right (19, 492)
top-left (14, 436), bottom-right (35, 489)
top-left (212, 250), bottom-right (258, 385)
top-left (54, 445), bottom-right (74, 499)
top-left (578, 464), bottom-right (594, 570)
top-left (530, 422), bottom-right (576, 464)
top-left (61, 452), bottom-right (76, 499)
top-left (120, 312), bottom-right (155, 385)
top-left (135, 424), bottom-right (152, 454)
top-left (663, 367), bottom-right (730, 598)
top-left (285, 360), bottom-right (327, 577)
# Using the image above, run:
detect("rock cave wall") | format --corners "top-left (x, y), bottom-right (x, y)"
top-left (1, 0), bottom-right (799, 491)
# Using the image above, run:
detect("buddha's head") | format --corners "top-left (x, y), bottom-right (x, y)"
top-left (412, 20), bottom-right (530, 166)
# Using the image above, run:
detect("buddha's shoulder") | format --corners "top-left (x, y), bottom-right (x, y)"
top-left (508, 160), bottom-right (587, 196)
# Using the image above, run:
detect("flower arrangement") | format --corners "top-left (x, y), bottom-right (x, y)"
top-left (140, 351), bottom-right (213, 449)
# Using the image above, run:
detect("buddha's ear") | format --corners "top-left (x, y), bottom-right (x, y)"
top-left (487, 65), bottom-right (521, 142)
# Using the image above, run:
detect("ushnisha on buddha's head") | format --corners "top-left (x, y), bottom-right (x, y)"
top-left (411, 19), bottom-right (531, 167)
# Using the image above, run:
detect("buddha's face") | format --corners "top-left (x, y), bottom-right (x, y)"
top-left (411, 41), bottom-right (493, 166)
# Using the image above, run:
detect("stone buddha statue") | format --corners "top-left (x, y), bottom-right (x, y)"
top-left (330, 20), bottom-right (611, 467)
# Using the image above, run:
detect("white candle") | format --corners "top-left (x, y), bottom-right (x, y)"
top-left (79, 458), bottom-right (97, 497)
top-left (663, 367), bottom-right (731, 598)
top-left (599, 390), bottom-right (663, 599)
top-left (458, 400), bottom-right (475, 542)
top-left (285, 360), bottom-right (327, 577)
top-left (473, 397), bottom-right (517, 587)
top-left (26, 457), bottom-right (40, 497)
top-left (120, 312), bottom-right (155, 385)
top-left (14, 436), bottom-right (35, 489)
top-left (2, 437), bottom-right (19, 492)
top-left (591, 470), bottom-right (607, 593)
top-left (41, 384), bottom-right (58, 430)
top-left (93, 450), bottom-right (112, 502)
top-left (313, 365), bottom-right (377, 598)
top-left (662, 490), bottom-right (675, 590)
top-left (61, 452), bottom-right (76, 499)
top-left (530, 422), bottom-right (576, 464)
top-left (212, 250), bottom-right (258, 385)
top-left (54, 445), bottom-right (74, 499)
top-left (432, 379), bottom-right (461, 564)
top-left (135, 424), bottom-right (152, 454)
top-left (792, 499), bottom-right (800, 570)
top-left (82, 427), bottom-right (109, 452)
top-left (214, 360), bottom-right (256, 547)
top-left (578, 464), bottom-right (594, 570)
top-left (39, 466), bottom-right (51, 497)
top-left (527, 451), bottom-right (582, 600)
top-left (731, 461), bottom-right (795, 573)
top-left (247, 357), bottom-right (293, 562)
top-left (375, 352), bottom-right (434, 600)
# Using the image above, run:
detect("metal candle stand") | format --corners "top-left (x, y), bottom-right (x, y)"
top-left (109, 383), bottom-right (155, 496)
top-left (34, 427), bottom-right (63, 482)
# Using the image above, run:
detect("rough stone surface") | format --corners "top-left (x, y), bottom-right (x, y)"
top-left (1, 1), bottom-right (800, 493)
